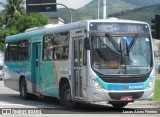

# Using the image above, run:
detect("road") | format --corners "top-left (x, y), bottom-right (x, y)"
top-left (0, 81), bottom-right (160, 117)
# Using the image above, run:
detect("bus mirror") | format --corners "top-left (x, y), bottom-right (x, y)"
top-left (84, 38), bottom-right (90, 50)
top-left (5, 43), bottom-right (8, 48)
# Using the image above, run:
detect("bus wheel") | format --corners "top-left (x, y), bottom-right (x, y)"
top-left (20, 79), bottom-right (29, 100)
top-left (61, 82), bottom-right (77, 108)
top-left (110, 102), bottom-right (128, 108)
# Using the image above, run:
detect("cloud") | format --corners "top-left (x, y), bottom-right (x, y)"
top-left (57, 0), bottom-right (92, 9)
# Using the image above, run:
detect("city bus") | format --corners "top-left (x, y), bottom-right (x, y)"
top-left (3, 18), bottom-right (155, 108)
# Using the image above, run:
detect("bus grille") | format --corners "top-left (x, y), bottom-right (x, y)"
top-left (108, 92), bottom-right (144, 100)
top-left (101, 77), bottom-right (147, 83)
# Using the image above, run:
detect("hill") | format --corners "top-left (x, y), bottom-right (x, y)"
top-left (45, 0), bottom-right (160, 23)
top-left (110, 5), bottom-right (160, 25)
top-left (77, 0), bottom-right (136, 19)
top-left (121, 0), bottom-right (160, 7)
top-left (45, 0), bottom-right (137, 23)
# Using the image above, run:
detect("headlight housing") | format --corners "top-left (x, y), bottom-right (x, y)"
top-left (92, 79), bottom-right (104, 89)
top-left (146, 78), bottom-right (154, 89)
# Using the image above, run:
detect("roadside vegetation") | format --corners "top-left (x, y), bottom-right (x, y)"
top-left (0, 0), bottom-right (48, 51)
top-left (155, 79), bottom-right (160, 102)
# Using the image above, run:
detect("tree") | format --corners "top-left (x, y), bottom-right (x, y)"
top-left (0, 0), bottom-right (25, 25)
top-left (0, 15), bottom-right (4, 28)
top-left (0, 13), bottom-right (48, 51)
top-left (7, 13), bottom-right (48, 33)
top-left (0, 1), bottom-right (49, 51)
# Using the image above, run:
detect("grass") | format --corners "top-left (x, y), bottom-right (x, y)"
top-left (155, 79), bottom-right (160, 102)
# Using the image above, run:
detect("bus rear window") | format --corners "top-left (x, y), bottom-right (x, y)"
top-left (8, 42), bottom-right (17, 61)
top-left (5, 40), bottom-right (30, 62)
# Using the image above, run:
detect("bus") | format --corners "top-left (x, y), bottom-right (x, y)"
top-left (3, 18), bottom-right (155, 108)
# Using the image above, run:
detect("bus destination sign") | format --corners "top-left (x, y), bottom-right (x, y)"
top-left (89, 22), bottom-right (149, 33)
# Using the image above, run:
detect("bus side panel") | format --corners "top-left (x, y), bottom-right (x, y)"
top-left (40, 61), bottom-right (59, 97)
top-left (4, 61), bottom-right (31, 92)
top-left (54, 60), bottom-right (70, 91)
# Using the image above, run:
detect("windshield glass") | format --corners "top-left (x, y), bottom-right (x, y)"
top-left (90, 33), bottom-right (152, 75)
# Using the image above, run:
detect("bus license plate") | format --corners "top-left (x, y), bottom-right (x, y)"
top-left (120, 96), bottom-right (133, 101)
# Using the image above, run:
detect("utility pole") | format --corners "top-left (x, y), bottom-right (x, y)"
top-left (103, 0), bottom-right (107, 19)
top-left (98, 0), bottom-right (100, 19)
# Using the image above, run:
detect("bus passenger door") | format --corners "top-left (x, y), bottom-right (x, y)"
top-left (73, 38), bottom-right (84, 99)
top-left (32, 42), bottom-right (41, 93)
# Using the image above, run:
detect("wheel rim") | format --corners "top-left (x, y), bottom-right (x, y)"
top-left (64, 88), bottom-right (72, 103)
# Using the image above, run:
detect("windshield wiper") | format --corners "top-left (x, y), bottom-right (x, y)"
top-left (126, 41), bottom-right (130, 56)
top-left (105, 33), bottom-right (122, 52)
top-left (128, 34), bottom-right (138, 52)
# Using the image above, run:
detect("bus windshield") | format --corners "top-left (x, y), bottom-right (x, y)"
top-left (90, 33), bottom-right (152, 75)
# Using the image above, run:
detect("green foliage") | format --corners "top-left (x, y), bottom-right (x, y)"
top-left (0, 15), bottom-right (4, 27)
top-left (0, 13), bottom-right (48, 51)
top-left (155, 79), bottom-right (160, 101)
top-left (0, 0), bottom-right (25, 25)
top-left (7, 13), bottom-right (48, 33)
top-left (0, 27), bottom-right (18, 50)
top-left (0, 0), bottom-right (49, 51)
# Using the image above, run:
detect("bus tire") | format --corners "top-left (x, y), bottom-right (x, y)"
top-left (20, 79), bottom-right (30, 100)
top-left (61, 82), bottom-right (77, 108)
top-left (110, 102), bottom-right (128, 108)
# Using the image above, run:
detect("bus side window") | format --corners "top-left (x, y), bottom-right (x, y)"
top-left (17, 40), bottom-right (29, 61)
top-left (53, 32), bottom-right (69, 60)
top-left (43, 34), bottom-right (54, 61)
top-left (8, 42), bottom-right (17, 61)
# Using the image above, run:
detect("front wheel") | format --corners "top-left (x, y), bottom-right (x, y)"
top-left (20, 79), bottom-right (37, 100)
top-left (60, 82), bottom-right (77, 108)
top-left (110, 102), bottom-right (128, 108)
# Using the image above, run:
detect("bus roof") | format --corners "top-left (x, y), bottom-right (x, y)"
top-left (5, 29), bottom-right (44, 43)
top-left (45, 18), bottom-right (149, 33)
top-left (5, 18), bottom-right (149, 43)
top-left (85, 18), bottom-right (148, 24)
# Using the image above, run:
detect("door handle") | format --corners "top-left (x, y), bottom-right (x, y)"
top-left (36, 59), bottom-right (38, 67)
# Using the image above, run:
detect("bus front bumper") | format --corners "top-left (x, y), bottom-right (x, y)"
top-left (87, 86), bottom-right (154, 102)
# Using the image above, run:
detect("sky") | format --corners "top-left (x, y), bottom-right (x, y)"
top-left (0, 0), bottom-right (93, 9)
top-left (57, 0), bottom-right (92, 9)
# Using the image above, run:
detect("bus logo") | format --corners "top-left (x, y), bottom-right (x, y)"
top-left (125, 85), bottom-right (129, 89)
top-left (124, 85), bottom-right (144, 90)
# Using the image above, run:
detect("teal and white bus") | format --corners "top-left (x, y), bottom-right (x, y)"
top-left (4, 18), bottom-right (155, 108)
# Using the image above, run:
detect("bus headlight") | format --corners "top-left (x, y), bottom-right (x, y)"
top-left (148, 81), bottom-right (153, 87)
top-left (146, 79), bottom-right (154, 89)
top-left (92, 79), bottom-right (104, 89)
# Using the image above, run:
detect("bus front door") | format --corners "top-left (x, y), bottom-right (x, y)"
top-left (73, 38), bottom-right (84, 99)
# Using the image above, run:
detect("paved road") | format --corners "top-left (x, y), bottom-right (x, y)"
top-left (0, 81), bottom-right (160, 117)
